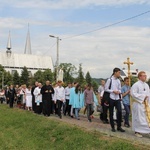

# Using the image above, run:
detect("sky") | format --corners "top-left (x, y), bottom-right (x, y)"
top-left (0, 0), bottom-right (150, 78)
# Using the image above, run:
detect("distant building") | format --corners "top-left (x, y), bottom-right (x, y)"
top-left (120, 68), bottom-right (138, 80)
top-left (0, 28), bottom-right (53, 76)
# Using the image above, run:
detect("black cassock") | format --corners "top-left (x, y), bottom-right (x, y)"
top-left (41, 85), bottom-right (54, 116)
top-left (8, 88), bottom-right (16, 108)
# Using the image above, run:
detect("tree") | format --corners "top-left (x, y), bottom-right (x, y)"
top-left (92, 80), bottom-right (98, 92)
top-left (43, 69), bottom-right (54, 83)
top-left (34, 70), bottom-right (44, 83)
top-left (77, 63), bottom-right (84, 85)
top-left (13, 70), bottom-right (20, 85)
top-left (20, 66), bottom-right (29, 85)
top-left (59, 63), bottom-right (77, 83)
top-left (85, 71), bottom-right (92, 84)
top-left (5, 71), bottom-right (13, 86)
top-left (131, 76), bottom-right (138, 86)
top-left (0, 65), bottom-right (5, 88)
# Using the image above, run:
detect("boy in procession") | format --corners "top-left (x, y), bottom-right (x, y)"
top-left (131, 71), bottom-right (150, 137)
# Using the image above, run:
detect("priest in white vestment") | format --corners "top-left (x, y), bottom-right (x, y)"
top-left (131, 71), bottom-right (150, 137)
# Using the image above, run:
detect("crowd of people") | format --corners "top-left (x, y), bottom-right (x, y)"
top-left (98, 68), bottom-right (150, 138)
top-left (0, 67), bottom-right (150, 138)
top-left (0, 80), bottom-right (98, 122)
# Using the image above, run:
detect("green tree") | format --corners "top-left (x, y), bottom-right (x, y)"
top-left (131, 76), bottom-right (138, 86)
top-left (92, 80), bottom-right (98, 92)
top-left (34, 70), bottom-right (44, 83)
top-left (20, 66), bottom-right (29, 85)
top-left (13, 70), bottom-right (20, 85)
top-left (77, 63), bottom-right (84, 85)
top-left (0, 65), bottom-right (5, 88)
top-left (43, 69), bottom-right (54, 83)
top-left (85, 71), bottom-right (92, 84)
top-left (5, 71), bottom-right (13, 86)
top-left (59, 63), bottom-right (77, 83)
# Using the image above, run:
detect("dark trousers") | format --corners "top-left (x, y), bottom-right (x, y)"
top-left (42, 99), bottom-right (52, 116)
top-left (56, 100), bottom-right (63, 117)
top-left (36, 103), bottom-right (43, 114)
top-left (87, 104), bottom-right (94, 120)
top-left (109, 99), bottom-right (122, 129)
top-left (0, 98), bottom-right (4, 104)
top-left (65, 99), bottom-right (71, 115)
top-left (123, 104), bottom-right (130, 125)
top-left (9, 98), bottom-right (14, 108)
top-left (32, 96), bottom-right (36, 112)
top-left (102, 105), bottom-right (109, 121)
top-left (50, 100), bottom-right (54, 114)
top-left (54, 103), bottom-right (58, 115)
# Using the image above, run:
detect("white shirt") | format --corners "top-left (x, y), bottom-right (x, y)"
top-left (33, 87), bottom-right (42, 102)
top-left (54, 86), bottom-right (65, 102)
top-left (98, 85), bottom-right (104, 94)
top-left (65, 86), bottom-right (70, 100)
top-left (105, 76), bottom-right (121, 100)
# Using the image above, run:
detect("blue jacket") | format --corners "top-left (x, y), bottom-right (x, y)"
top-left (72, 92), bottom-right (84, 108)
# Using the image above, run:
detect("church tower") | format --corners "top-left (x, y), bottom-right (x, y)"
top-left (24, 24), bottom-right (32, 54)
top-left (6, 31), bottom-right (12, 57)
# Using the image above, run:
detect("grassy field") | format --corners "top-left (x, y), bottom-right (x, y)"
top-left (0, 104), bottom-right (143, 150)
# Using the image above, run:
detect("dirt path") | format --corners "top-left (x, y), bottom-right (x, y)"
top-left (49, 114), bottom-right (150, 148)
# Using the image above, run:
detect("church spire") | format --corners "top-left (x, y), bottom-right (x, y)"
top-left (6, 31), bottom-right (12, 57)
top-left (7, 31), bottom-right (11, 50)
top-left (24, 24), bottom-right (32, 54)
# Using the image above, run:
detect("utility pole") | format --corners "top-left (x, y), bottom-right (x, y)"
top-left (49, 35), bottom-right (61, 81)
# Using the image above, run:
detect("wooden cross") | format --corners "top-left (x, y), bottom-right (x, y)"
top-left (123, 57), bottom-right (133, 86)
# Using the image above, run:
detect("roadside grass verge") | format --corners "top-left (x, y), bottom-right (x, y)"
top-left (0, 104), bottom-right (143, 150)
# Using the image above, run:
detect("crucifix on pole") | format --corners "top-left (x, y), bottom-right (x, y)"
top-left (123, 57), bottom-right (133, 86)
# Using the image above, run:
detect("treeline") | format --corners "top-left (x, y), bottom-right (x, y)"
top-left (0, 63), bottom-right (99, 91)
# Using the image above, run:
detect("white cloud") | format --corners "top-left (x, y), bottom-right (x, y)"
top-left (0, 0), bottom-right (150, 9)
top-left (1, 23), bottom-right (150, 78)
top-left (57, 26), bottom-right (150, 78)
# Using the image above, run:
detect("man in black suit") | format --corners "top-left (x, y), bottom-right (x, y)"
top-left (8, 85), bottom-right (16, 108)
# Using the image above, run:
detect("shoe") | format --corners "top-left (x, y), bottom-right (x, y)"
top-left (124, 124), bottom-right (130, 128)
top-left (71, 115), bottom-right (74, 118)
top-left (111, 128), bottom-right (116, 132)
top-left (88, 119), bottom-right (92, 122)
top-left (117, 127), bottom-right (125, 132)
top-left (135, 132), bottom-right (143, 138)
top-left (59, 115), bottom-right (62, 119)
top-left (103, 120), bottom-right (109, 124)
top-left (77, 118), bottom-right (80, 120)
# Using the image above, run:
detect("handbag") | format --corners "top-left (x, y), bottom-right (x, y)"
top-left (101, 79), bottom-right (112, 105)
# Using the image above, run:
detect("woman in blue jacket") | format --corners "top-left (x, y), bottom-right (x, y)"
top-left (72, 84), bottom-right (84, 120)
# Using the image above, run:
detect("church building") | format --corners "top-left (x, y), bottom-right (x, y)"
top-left (0, 28), bottom-right (53, 76)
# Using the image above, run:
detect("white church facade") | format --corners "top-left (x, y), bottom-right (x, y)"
top-left (0, 28), bottom-right (53, 76)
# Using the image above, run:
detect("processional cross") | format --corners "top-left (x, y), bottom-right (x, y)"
top-left (123, 57), bottom-right (133, 86)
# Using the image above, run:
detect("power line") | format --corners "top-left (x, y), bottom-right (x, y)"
top-left (43, 42), bottom-right (57, 55)
top-left (62, 10), bottom-right (150, 40)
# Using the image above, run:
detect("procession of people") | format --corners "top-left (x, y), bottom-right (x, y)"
top-left (1, 68), bottom-right (150, 138)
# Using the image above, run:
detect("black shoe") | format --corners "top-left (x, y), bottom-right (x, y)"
top-left (59, 115), bottom-right (62, 119)
top-left (117, 127), bottom-right (125, 132)
top-left (111, 128), bottom-right (116, 132)
top-left (103, 120), bottom-right (109, 124)
top-left (71, 115), bottom-right (74, 118)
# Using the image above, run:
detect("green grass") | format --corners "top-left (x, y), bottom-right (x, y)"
top-left (0, 104), bottom-right (143, 150)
